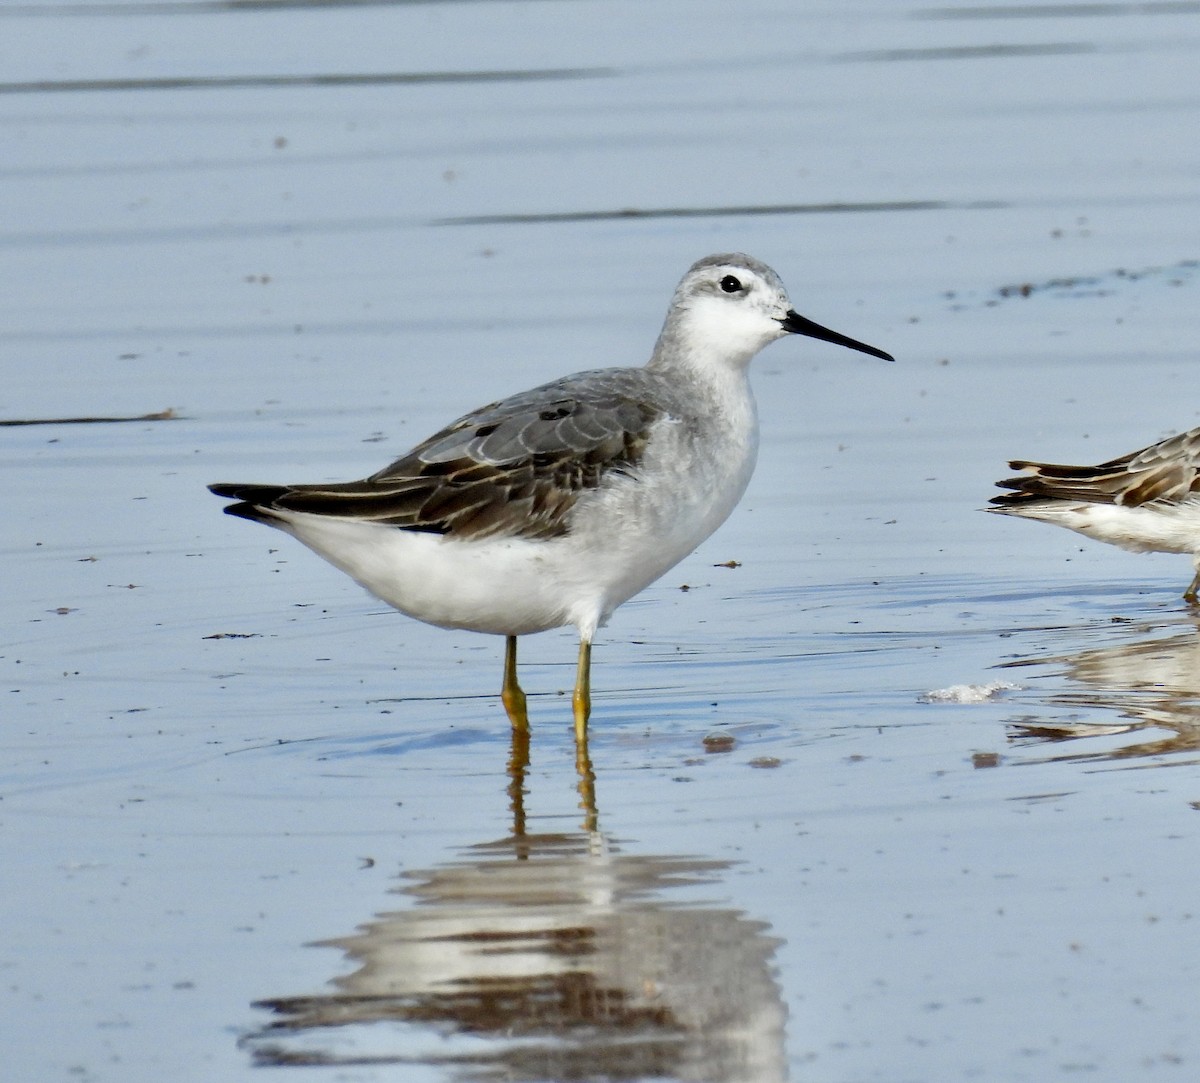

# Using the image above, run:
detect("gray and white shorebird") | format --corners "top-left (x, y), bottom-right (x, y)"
top-left (990, 426), bottom-right (1200, 601)
top-left (210, 253), bottom-right (893, 743)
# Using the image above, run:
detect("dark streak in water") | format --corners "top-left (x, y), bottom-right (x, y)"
top-left (915, 3), bottom-right (1200, 18)
top-left (1, 0), bottom-right (531, 15)
top-left (838, 43), bottom-right (1096, 62)
top-left (8, 0), bottom-right (1197, 17)
top-left (0, 68), bottom-right (611, 96)
top-left (435, 200), bottom-right (1007, 227)
top-left (0, 201), bottom-right (1008, 248)
top-left (0, 409), bottom-right (179, 427)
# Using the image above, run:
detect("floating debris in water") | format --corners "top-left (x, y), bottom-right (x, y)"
top-left (920, 681), bottom-right (1021, 704)
top-left (748, 756), bottom-right (782, 769)
top-left (944, 258), bottom-right (1199, 309)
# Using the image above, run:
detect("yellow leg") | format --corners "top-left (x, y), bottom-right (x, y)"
top-left (1186, 570), bottom-right (1200, 604)
top-left (572, 638), bottom-right (592, 745)
top-left (501, 635), bottom-right (529, 732)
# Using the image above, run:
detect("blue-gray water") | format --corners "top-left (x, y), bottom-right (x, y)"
top-left (4, 2), bottom-right (1200, 1080)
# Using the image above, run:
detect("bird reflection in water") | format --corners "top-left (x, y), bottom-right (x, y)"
top-left (241, 728), bottom-right (787, 1080)
top-left (1002, 616), bottom-right (1200, 764)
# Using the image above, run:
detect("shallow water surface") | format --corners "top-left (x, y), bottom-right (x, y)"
top-left (4, 1), bottom-right (1200, 1081)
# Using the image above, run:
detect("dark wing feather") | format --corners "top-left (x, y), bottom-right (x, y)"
top-left (990, 426), bottom-right (1200, 509)
top-left (209, 369), bottom-right (666, 540)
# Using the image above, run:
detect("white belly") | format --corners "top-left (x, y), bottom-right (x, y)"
top-left (1011, 500), bottom-right (1200, 557)
top-left (268, 414), bottom-right (758, 640)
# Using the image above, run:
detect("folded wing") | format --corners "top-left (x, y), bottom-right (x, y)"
top-left (210, 370), bottom-right (665, 540)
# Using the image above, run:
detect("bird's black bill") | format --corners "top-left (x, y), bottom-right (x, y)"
top-left (780, 310), bottom-right (894, 362)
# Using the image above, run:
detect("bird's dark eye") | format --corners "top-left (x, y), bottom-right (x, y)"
top-left (720, 274), bottom-right (743, 294)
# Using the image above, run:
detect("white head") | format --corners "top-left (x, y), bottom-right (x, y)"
top-left (650, 253), bottom-right (893, 373)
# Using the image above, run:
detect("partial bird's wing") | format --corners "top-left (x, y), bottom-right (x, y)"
top-left (210, 369), bottom-right (668, 540)
top-left (991, 426), bottom-right (1200, 508)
